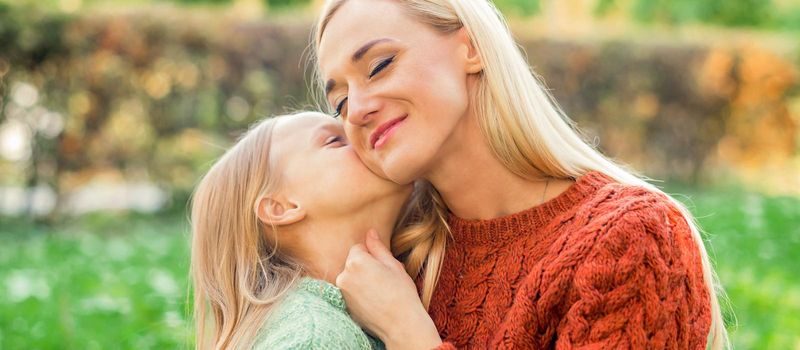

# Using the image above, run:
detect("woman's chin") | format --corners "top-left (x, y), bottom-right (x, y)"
top-left (383, 161), bottom-right (423, 186)
top-left (379, 143), bottom-right (434, 185)
top-left (377, 156), bottom-right (410, 185)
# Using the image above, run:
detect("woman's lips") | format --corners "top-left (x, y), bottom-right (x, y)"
top-left (370, 115), bottom-right (407, 149)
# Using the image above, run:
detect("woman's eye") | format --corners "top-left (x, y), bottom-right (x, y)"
top-left (369, 56), bottom-right (394, 78)
top-left (333, 97), bottom-right (348, 118)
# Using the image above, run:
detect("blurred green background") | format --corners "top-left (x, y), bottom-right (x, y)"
top-left (0, 0), bottom-right (798, 349)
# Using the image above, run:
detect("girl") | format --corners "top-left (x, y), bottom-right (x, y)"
top-left (311, 0), bottom-right (728, 349)
top-left (189, 112), bottom-right (414, 349)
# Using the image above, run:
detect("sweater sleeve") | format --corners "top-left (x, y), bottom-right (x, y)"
top-left (555, 197), bottom-right (712, 349)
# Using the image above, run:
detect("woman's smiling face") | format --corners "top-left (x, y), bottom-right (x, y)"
top-left (316, 0), bottom-right (481, 185)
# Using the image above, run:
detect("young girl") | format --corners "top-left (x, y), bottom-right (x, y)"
top-left (189, 112), bottom-right (414, 349)
top-left (312, 0), bottom-right (728, 349)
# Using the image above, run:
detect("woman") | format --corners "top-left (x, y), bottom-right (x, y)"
top-left (311, 0), bottom-right (728, 349)
top-left (190, 112), bottom-right (415, 349)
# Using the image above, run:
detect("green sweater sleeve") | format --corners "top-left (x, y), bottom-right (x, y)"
top-left (253, 278), bottom-right (384, 350)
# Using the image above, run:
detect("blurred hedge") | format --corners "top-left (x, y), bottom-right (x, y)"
top-left (0, 4), bottom-right (313, 217)
top-left (0, 4), bottom-right (798, 218)
top-left (526, 38), bottom-right (799, 187)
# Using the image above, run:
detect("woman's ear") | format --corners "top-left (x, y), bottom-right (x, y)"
top-left (456, 27), bottom-right (482, 74)
top-left (256, 194), bottom-right (306, 226)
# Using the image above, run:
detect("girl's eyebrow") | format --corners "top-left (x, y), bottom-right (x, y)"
top-left (325, 38), bottom-right (397, 97)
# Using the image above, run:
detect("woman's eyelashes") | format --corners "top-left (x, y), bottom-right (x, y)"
top-left (369, 55), bottom-right (395, 78)
top-left (332, 55), bottom-right (395, 118)
top-left (334, 98), bottom-right (348, 118)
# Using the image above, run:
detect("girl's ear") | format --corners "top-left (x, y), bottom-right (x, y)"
top-left (456, 27), bottom-right (483, 74)
top-left (256, 194), bottom-right (306, 226)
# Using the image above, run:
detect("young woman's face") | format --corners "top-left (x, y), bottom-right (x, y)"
top-left (270, 113), bottom-right (412, 221)
top-left (317, 0), bottom-right (476, 185)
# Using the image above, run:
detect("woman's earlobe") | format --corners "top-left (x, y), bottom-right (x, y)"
top-left (256, 195), bottom-right (307, 226)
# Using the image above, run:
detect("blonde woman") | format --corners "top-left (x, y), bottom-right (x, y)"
top-left (190, 112), bottom-right (414, 349)
top-left (311, 0), bottom-right (728, 349)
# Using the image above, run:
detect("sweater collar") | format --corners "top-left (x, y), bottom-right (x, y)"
top-left (297, 277), bottom-right (346, 311)
top-left (446, 171), bottom-right (615, 246)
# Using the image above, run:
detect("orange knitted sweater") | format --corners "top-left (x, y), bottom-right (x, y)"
top-left (427, 171), bottom-right (711, 349)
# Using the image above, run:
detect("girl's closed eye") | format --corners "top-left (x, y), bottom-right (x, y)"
top-left (325, 135), bottom-right (346, 147)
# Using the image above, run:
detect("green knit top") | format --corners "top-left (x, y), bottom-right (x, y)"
top-left (253, 277), bottom-right (385, 350)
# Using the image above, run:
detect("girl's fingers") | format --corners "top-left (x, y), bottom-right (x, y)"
top-left (364, 229), bottom-right (402, 269)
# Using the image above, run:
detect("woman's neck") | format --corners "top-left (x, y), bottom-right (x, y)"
top-left (425, 113), bottom-right (550, 220)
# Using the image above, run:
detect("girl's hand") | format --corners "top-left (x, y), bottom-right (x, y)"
top-left (336, 230), bottom-right (442, 350)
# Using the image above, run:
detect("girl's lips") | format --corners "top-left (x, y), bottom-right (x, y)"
top-left (370, 115), bottom-right (407, 149)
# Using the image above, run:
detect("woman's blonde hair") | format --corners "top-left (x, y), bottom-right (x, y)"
top-left (312, 1), bottom-right (729, 348)
top-left (190, 114), bottom-right (304, 350)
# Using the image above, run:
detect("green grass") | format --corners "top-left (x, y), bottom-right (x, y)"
top-left (0, 214), bottom-right (193, 349)
top-left (0, 188), bottom-right (798, 349)
top-left (671, 188), bottom-right (800, 349)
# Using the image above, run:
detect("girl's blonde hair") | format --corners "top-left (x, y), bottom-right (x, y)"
top-left (312, 1), bottom-right (729, 348)
top-left (190, 115), bottom-right (304, 350)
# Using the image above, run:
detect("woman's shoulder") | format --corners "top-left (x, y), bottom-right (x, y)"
top-left (562, 172), bottom-right (696, 252)
top-left (549, 173), bottom-right (707, 297)
top-left (541, 175), bottom-right (711, 349)
top-left (564, 172), bottom-right (701, 258)
top-left (544, 171), bottom-right (675, 217)
top-left (574, 171), bottom-right (684, 219)
top-left (253, 278), bottom-right (382, 350)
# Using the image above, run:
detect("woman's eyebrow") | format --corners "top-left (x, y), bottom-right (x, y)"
top-left (325, 79), bottom-right (336, 96)
top-left (325, 38), bottom-right (396, 96)
top-left (352, 38), bottom-right (394, 62)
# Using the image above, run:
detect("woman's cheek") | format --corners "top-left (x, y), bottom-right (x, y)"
top-left (346, 142), bottom-right (382, 178)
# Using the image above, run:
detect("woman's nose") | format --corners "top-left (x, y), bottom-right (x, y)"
top-left (345, 88), bottom-right (381, 127)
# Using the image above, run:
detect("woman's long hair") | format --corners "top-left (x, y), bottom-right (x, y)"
top-left (312, 1), bottom-right (728, 348)
top-left (190, 115), bottom-right (304, 349)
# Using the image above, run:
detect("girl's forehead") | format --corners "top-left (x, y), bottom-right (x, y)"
top-left (275, 113), bottom-right (334, 136)
top-left (271, 113), bottom-right (341, 150)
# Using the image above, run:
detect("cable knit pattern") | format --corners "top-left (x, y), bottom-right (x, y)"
top-left (426, 171), bottom-right (711, 350)
top-left (254, 277), bottom-right (384, 350)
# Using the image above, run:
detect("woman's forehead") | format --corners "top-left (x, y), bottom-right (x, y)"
top-left (322, 0), bottom-right (405, 38)
top-left (317, 0), bottom-right (413, 71)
